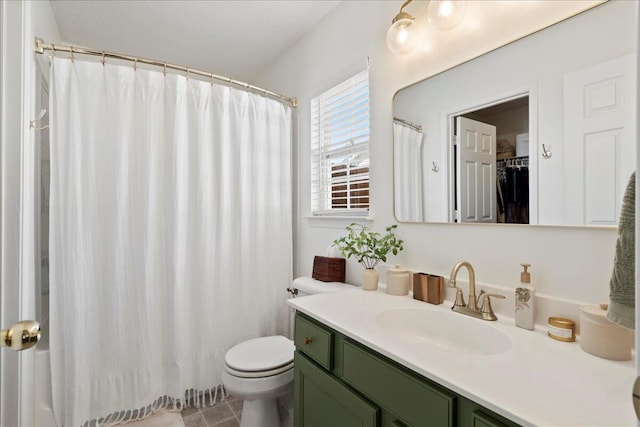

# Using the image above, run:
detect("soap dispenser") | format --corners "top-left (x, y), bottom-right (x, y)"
top-left (515, 263), bottom-right (535, 330)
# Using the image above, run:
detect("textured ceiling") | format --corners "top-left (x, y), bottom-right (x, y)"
top-left (49, 0), bottom-right (341, 83)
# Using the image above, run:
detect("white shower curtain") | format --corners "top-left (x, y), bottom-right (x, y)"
top-left (394, 123), bottom-right (424, 222)
top-left (48, 57), bottom-right (292, 426)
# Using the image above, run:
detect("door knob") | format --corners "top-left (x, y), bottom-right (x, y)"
top-left (1, 320), bottom-right (40, 351)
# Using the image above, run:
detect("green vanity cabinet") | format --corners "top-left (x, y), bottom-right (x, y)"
top-left (294, 312), bottom-right (520, 427)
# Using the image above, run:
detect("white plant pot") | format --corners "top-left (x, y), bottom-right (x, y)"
top-left (362, 268), bottom-right (379, 291)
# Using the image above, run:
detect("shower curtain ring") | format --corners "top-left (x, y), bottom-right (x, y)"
top-left (163, 63), bottom-right (167, 76)
top-left (134, 58), bottom-right (138, 71)
top-left (186, 68), bottom-right (190, 80)
top-left (101, 52), bottom-right (106, 66)
top-left (70, 46), bottom-right (74, 62)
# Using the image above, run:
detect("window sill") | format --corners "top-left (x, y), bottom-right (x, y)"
top-left (303, 214), bottom-right (374, 228)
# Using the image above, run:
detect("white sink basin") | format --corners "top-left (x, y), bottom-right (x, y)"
top-left (376, 308), bottom-right (512, 356)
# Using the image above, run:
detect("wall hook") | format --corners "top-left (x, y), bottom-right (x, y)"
top-left (542, 144), bottom-right (552, 159)
top-left (432, 161), bottom-right (439, 172)
top-left (30, 109), bottom-right (49, 131)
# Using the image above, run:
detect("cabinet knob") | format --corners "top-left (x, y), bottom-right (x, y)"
top-left (303, 337), bottom-right (312, 345)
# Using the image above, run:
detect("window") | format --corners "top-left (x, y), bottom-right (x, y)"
top-left (311, 70), bottom-right (370, 215)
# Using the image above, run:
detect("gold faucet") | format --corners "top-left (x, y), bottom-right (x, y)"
top-left (447, 261), bottom-right (504, 321)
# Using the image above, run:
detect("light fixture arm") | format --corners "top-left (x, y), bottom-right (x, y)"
top-left (393, 0), bottom-right (414, 23)
top-left (399, 0), bottom-right (413, 14)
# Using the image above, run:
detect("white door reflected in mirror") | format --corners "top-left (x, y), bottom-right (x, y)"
top-left (455, 116), bottom-right (496, 223)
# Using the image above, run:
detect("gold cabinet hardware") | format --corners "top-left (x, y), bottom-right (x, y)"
top-left (303, 337), bottom-right (313, 345)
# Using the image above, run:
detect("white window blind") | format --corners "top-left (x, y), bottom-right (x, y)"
top-left (311, 70), bottom-right (370, 215)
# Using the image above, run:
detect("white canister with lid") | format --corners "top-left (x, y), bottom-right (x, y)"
top-left (580, 303), bottom-right (633, 361)
top-left (386, 265), bottom-right (410, 296)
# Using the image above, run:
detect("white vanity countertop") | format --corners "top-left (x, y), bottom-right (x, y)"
top-left (288, 288), bottom-right (636, 427)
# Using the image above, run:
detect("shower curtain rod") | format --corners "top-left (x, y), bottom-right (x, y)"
top-left (34, 38), bottom-right (298, 108)
top-left (393, 117), bottom-right (422, 133)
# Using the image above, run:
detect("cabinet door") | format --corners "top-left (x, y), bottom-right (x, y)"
top-left (341, 339), bottom-right (455, 427)
top-left (295, 351), bottom-right (379, 427)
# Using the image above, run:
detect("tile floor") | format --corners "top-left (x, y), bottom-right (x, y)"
top-left (181, 395), bottom-right (243, 427)
top-left (114, 410), bottom-right (185, 427)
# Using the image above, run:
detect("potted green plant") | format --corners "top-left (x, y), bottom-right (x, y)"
top-left (333, 223), bottom-right (404, 290)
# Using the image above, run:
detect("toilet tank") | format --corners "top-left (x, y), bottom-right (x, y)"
top-left (290, 276), bottom-right (352, 297)
top-left (287, 277), bottom-right (352, 339)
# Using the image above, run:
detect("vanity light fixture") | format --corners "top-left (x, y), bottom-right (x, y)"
top-left (427, 0), bottom-right (467, 32)
top-left (386, 0), bottom-right (420, 55)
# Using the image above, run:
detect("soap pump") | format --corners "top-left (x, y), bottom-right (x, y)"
top-left (515, 263), bottom-right (535, 330)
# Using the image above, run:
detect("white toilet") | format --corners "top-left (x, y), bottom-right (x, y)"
top-left (221, 277), bottom-right (351, 427)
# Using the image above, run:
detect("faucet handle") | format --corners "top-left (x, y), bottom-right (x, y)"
top-left (480, 293), bottom-right (505, 319)
top-left (448, 279), bottom-right (466, 308)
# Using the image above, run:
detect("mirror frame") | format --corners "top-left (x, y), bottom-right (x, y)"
top-left (391, 1), bottom-right (634, 229)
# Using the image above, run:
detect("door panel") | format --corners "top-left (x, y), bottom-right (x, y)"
top-left (456, 117), bottom-right (497, 223)
top-left (563, 54), bottom-right (636, 225)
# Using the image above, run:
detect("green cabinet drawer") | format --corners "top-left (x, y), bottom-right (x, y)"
top-left (457, 396), bottom-right (520, 427)
top-left (342, 339), bottom-right (455, 427)
top-left (295, 351), bottom-right (379, 427)
top-left (294, 313), bottom-right (334, 370)
top-left (471, 410), bottom-right (510, 427)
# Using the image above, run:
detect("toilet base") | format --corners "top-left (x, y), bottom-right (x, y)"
top-left (240, 398), bottom-right (279, 427)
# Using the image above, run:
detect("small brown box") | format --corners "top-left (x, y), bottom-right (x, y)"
top-left (413, 273), bottom-right (445, 305)
top-left (312, 256), bottom-right (346, 282)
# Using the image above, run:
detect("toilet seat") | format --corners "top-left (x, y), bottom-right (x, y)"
top-left (224, 335), bottom-right (294, 377)
top-left (224, 361), bottom-right (294, 378)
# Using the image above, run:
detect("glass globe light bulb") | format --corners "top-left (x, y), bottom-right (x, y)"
top-left (427, 0), bottom-right (467, 32)
top-left (386, 16), bottom-right (420, 55)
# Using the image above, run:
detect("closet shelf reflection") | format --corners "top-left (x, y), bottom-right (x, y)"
top-left (497, 156), bottom-right (529, 169)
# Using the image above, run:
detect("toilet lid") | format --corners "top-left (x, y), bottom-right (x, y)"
top-left (225, 335), bottom-right (294, 372)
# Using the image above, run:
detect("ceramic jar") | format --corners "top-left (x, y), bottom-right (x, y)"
top-left (580, 303), bottom-right (633, 361)
top-left (386, 265), bottom-right (410, 296)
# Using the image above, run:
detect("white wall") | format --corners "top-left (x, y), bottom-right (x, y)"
top-left (258, 1), bottom-right (621, 309)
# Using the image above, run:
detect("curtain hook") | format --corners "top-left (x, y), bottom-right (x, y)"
top-left (70, 46), bottom-right (74, 62)
top-left (101, 51), bottom-right (106, 66)
top-left (134, 58), bottom-right (138, 71)
top-left (186, 68), bottom-right (190, 80)
top-left (163, 63), bottom-right (167, 76)
top-left (210, 74), bottom-right (214, 86)
top-left (51, 44), bottom-right (56, 57)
